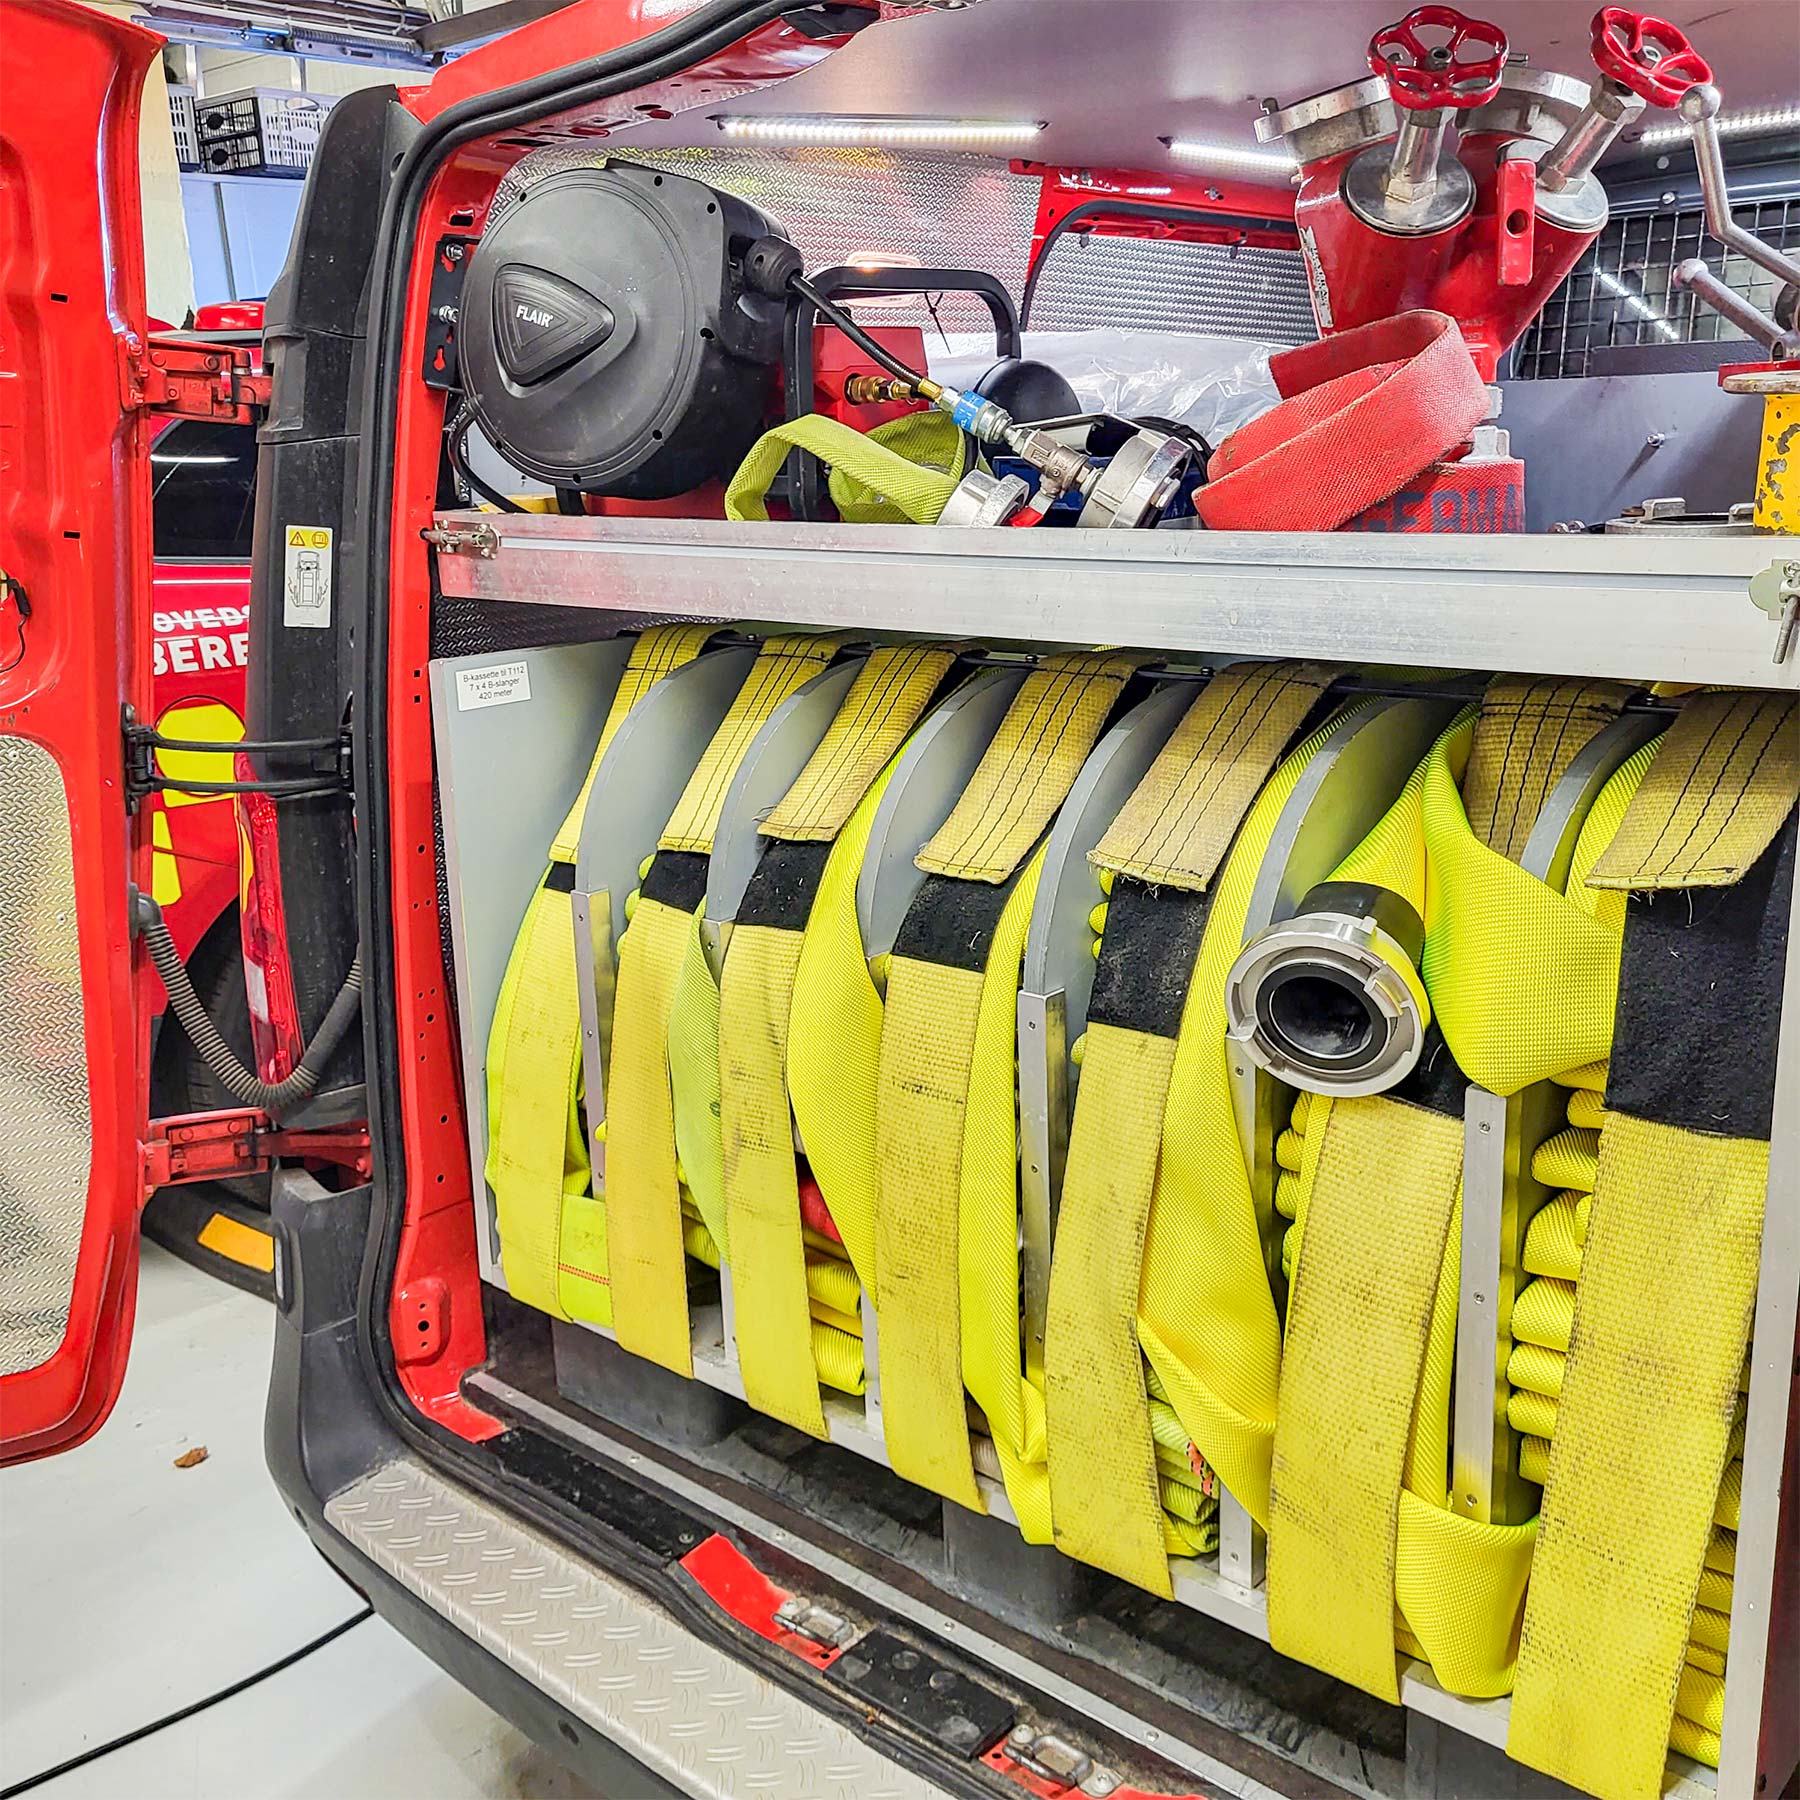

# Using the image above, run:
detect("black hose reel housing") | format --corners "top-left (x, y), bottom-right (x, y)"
top-left (458, 163), bottom-right (790, 498)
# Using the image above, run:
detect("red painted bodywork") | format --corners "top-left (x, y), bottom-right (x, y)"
top-left (1018, 160), bottom-right (1297, 266)
top-left (379, 2), bottom-right (875, 1440)
top-left (0, 0), bottom-right (161, 1462)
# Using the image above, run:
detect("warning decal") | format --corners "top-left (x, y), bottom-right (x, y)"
top-left (284, 524), bottom-right (333, 630)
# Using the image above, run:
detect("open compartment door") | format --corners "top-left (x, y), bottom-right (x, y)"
top-left (0, 0), bottom-right (163, 1461)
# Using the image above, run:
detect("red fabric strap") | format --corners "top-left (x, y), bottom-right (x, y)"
top-left (1194, 311), bottom-right (1490, 532)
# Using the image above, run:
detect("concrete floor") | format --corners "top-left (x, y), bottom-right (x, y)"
top-left (0, 1239), bottom-right (600, 1800)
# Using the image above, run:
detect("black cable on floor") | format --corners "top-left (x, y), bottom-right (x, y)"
top-left (1, 1608), bottom-right (374, 1796)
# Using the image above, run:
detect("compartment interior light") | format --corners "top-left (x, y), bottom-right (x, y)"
top-left (1164, 136), bottom-right (1297, 176)
top-left (1636, 103), bottom-right (1800, 148)
top-left (713, 114), bottom-right (1045, 148)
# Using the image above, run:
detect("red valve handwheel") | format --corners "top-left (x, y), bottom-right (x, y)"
top-left (1590, 8), bottom-right (1713, 106)
top-left (1369, 5), bottom-right (1508, 111)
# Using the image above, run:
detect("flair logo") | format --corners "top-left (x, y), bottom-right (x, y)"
top-left (515, 302), bottom-right (556, 328)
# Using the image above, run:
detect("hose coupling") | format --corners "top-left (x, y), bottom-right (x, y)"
top-left (1225, 881), bottom-right (1430, 1096)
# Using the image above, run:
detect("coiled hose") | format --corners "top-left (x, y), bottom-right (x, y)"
top-left (136, 892), bottom-right (362, 1117)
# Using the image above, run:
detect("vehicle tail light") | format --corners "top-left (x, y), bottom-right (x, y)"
top-left (234, 757), bottom-right (304, 1083)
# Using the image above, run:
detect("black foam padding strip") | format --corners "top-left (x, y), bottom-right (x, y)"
top-left (1392, 1025), bottom-right (1469, 1119)
top-left (543, 860), bottom-right (577, 894)
top-left (893, 871), bottom-right (1016, 972)
top-left (641, 849), bottom-right (709, 913)
top-left (1086, 879), bottom-right (1214, 1040)
top-left (1606, 809), bottom-right (1794, 1141)
top-left (734, 838), bottom-right (832, 930)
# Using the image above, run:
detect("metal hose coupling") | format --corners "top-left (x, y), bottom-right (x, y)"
top-left (1225, 881), bottom-right (1430, 1096)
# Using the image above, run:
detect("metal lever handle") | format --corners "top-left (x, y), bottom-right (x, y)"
top-left (1590, 6), bottom-right (1713, 107)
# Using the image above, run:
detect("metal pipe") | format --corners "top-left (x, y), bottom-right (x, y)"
top-left (1683, 83), bottom-right (1800, 290)
top-left (1386, 109), bottom-right (1448, 206)
top-left (1673, 258), bottom-right (1800, 358)
top-left (1536, 78), bottom-right (1642, 193)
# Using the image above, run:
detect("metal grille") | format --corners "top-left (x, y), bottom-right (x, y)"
top-left (1513, 196), bottom-right (1800, 379)
top-left (499, 145), bottom-right (1041, 338)
top-left (0, 737), bottom-right (91, 1379)
top-left (1027, 233), bottom-right (1315, 342)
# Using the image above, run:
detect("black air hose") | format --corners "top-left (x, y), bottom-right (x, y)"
top-left (137, 893), bottom-right (362, 1117)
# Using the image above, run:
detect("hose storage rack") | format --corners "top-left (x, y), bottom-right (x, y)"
top-left (427, 513), bottom-right (1799, 1800)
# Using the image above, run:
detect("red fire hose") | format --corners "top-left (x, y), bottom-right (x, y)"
top-left (1194, 311), bottom-right (1495, 532)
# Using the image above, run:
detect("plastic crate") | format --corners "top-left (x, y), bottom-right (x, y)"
top-left (195, 88), bottom-right (334, 178)
top-left (167, 84), bottom-right (200, 171)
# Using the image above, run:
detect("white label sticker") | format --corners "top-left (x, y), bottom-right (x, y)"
top-left (455, 659), bottom-right (531, 711)
top-left (283, 524), bottom-right (334, 629)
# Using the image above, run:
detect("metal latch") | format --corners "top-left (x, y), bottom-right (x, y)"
top-left (1001, 1723), bottom-right (1120, 1797)
top-left (120, 333), bottom-right (271, 422)
top-left (141, 1107), bottom-right (371, 1195)
top-left (422, 518), bottom-right (501, 559)
top-left (771, 1595), bottom-right (856, 1650)
top-left (1749, 558), bottom-right (1800, 666)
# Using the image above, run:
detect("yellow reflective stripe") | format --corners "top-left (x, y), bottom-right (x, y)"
top-left (916, 651), bottom-right (1141, 882)
top-left (1046, 1022), bottom-right (1179, 1593)
top-left (1268, 1096), bottom-right (1463, 1703)
top-left (196, 1211), bottom-right (275, 1273)
top-left (762, 643), bottom-right (958, 843)
top-left (719, 922), bottom-right (825, 1435)
top-left (1588, 689), bottom-right (1798, 890)
top-left (548, 623), bottom-right (717, 863)
top-left (1090, 660), bottom-right (1333, 889)
top-left (659, 635), bottom-right (844, 855)
top-left (604, 893), bottom-right (699, 1376)
top-left (1457, 677), bottom-right (1630, 861)
top-left (1508, 1119), bottom-right (1768, 1800)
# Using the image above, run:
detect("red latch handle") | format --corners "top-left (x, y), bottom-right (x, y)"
top-left (1370, 5), bottom-right (1508, 111)
top-left (1590, 7), bottom-right (1712, 106)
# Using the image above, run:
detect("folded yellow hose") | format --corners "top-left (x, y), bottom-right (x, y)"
top-left (608, 635), bottom-right (845, 1375)
top-left (486, 624), bottom-right (717, 1319)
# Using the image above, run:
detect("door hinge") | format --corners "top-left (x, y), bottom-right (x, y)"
top-left (422, 518), bottom-right (501, 558)
top-left (119, 332), bottom-right (272, 421)
top-left (141, 1107), bottom-right (371, 1195)
top-left (122, 703), bottom-right (351, 810)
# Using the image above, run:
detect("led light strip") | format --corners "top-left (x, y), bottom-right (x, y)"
top-left (1594, 267), bottom-right (1680, 343)
top-left (713, 114), bottom-right (1044, 148)
top-left (1164, 136), bottom-right (1296, 176)
top-left (1637, 103), bottom-right (1800, 148)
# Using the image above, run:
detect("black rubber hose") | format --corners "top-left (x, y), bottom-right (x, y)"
top-left (446, 402), bottom-right (526, 514)
top-left (789, 272), bottom-right (930, 387)
top-left (139, 895), bottom-right (363, 1116)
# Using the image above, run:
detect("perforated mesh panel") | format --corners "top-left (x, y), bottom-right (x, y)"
top-left (1027, 232), bottom-right (1315, 342)
top-left (1513, 194), bottom-right (1800, 379)
top-left (496, 145), bottom-right (1041, 338)
top-left (0, 737), bottom-right (91, 1378)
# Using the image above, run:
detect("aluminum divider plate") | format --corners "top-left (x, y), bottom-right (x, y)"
top-left (1452, 710), bottom-right (1663, 1529)
top-left (1016, 681), bottom-right (1191, 1392)
top-left (428, 638), bottom-right (633, 1286)
top-left (569, 647), bottom-right (756, 1194)
top-left (1219, 694), bottom-right (1459, 1589)
top-left (856, 666), bottom-right (1026, 958)
top-left (704, 656), bottom-right (862, 1386)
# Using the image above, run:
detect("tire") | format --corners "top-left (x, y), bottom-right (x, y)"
top-left (151, 913), bottom-right (272, 1211)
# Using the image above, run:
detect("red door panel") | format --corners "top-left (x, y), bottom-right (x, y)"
top-left (0, 0), bottom-right (161, 1461)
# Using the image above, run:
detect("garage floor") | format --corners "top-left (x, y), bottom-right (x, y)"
top-left (1, 1238), bottom-right (601, 1800)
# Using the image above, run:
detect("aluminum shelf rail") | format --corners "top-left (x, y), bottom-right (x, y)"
top-left (428, 511), bottom-right (1800, 690)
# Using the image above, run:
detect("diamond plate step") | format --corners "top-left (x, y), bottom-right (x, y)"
top-left (325, 1459), bottom-right (938, 1799)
